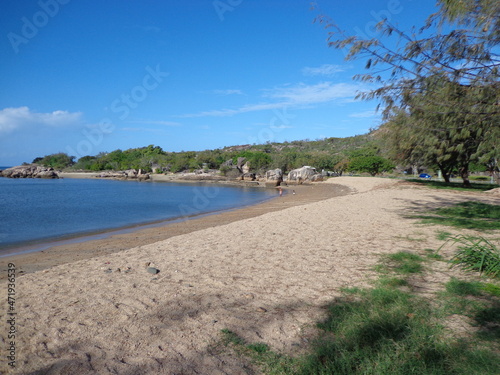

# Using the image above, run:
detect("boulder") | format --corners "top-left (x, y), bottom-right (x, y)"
top-left (125, 169), bottom-right (137, 178)
top-left (236, 157), bottom-right (247, 173)
top-left (265, 168), bottom-right (283, 186)
top-left (287, 166), bottom-right (323, 183)
top-left (36, 169), bottom-right (59, 179)
top-left (242, 173), bottom-right (256, 181)
top-left (242, 161), bottom-right (251, 174)
top-left (310, 173), bottom-right (324, 182)
top-left (98, 171), bottom-right (125, 179)
top-left (0, 165), bottom-right (60, 179)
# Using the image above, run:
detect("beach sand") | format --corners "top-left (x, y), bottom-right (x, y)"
top-left (1, 177), bottom-right (498, 374)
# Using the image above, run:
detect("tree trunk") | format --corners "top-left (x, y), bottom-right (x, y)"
top-left (411, 165), bottom-right (419, 177)
top-left (459, 167), bottom-right (471, 187)
top-left (439, 168), bottom-right (451, 183)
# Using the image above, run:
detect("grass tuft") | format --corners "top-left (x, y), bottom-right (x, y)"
top-left (444, 235), bottom-right (500, 279)
top-left (383, 251), bottom-right (424, 274)
top-left (220, 329), bottom-right (245, 346)
top-left (425, 248), bottom-right (444, 260)
top-left (481, 283), bottom-right (500, 297)
top-left (247, 343), bottom-right (270, 354)
top-left (436, 231), bottom-right (453, 241)
top-left (378, 276), bottom-right (409, 288)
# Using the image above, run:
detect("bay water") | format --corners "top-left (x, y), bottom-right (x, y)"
top-left (0, 177), bottom-right (275, 253)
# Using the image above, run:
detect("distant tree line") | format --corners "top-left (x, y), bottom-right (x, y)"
top-left (28, 135), bottom-right (399, 177)
top-left (30, 129), bottom-right (497, 181)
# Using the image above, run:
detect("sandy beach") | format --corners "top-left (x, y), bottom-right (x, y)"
top-left (1, 177), bottom-right (498, 374)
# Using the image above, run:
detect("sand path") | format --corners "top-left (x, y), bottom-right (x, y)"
top-left (1, 177), bottom-right (498, 374)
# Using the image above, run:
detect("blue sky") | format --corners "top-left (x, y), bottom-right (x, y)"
top-left (0, 0), bottom-right (439, 165)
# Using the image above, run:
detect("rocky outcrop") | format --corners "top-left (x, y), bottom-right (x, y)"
top-left (0, 165), bottom-right (59, 179)
top-left (97, 169), bottom-right (150, 180)
top-left (236, 157), bottom-right (247, 173)
top-left (265, 168), bottom-right (283, 186)
top-left (242, 173), bottom-right (256, 181)
top-left (242, 161), bottom-right (251, 174)
top-left (287, 166), bottom-right (323, 184)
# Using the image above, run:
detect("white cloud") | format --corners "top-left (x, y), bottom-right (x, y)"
top-left (265, 82), bottom-right (363, 105)
top-left (179, 82), bottom-right (366, 118)
top-left (302, 64), bottom-right (347, 77)
top-left (178, 102), bottom-right (286, 118)
top-left (0, 106), bottom-right (83, 134)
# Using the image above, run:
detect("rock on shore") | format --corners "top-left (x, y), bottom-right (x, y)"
top-left (0, 165), bottom-right (59, 179)
top-left (287, 166), bottom-right (323, 183)
top-left (96, 169), bottom-right (150, 180)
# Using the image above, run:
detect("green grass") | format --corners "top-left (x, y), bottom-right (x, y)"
top-left (439, 278), bottom-right (500, 343)
top-left (481, 283), bottom-right (500, 297)
top-left (425, 248), bottom-right (444, 260)
top-left (436, 231), bottom-right (453, 241)
top-left (380, 251), bottom-right (425, 275)
top-left (377, 276), bottom-right (409, 288)
top-left (443, 235), bottom-right (500, 279)
top-left (445, 277), bottom-right (483, 296)
top-left (469, 176), bottom-right (491, 182)
top-left (437, 202), bottom-right (500, 220)
top-left (408, 179), bottom-right (498, 192)
top-left (475, 305), bottom-right (500, 341)
top-left (219, 250), bottom-right (500, 375)
top-left (220, 328), bottom-right (245, 346)
top-left (415, 201), bottom-right (500, 231)
top-left (220, 284), bottom-right (500, 374)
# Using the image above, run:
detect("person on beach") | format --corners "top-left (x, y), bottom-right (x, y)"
top-left (278, 186), bottom-right (283, 197)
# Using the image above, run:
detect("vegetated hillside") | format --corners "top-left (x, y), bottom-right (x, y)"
top-left (30, 132), bottom-right (385, 176)
top-left (26, 129), bottom-right (497, 181)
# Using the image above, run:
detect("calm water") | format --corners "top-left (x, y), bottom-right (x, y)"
top-left (0, 177), bottom-right (275, 251)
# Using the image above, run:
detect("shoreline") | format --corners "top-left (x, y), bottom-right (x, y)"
top-left (0, 178), bottom-right (277, 259)
top-left (1, 180), bottom-right (351, 281)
